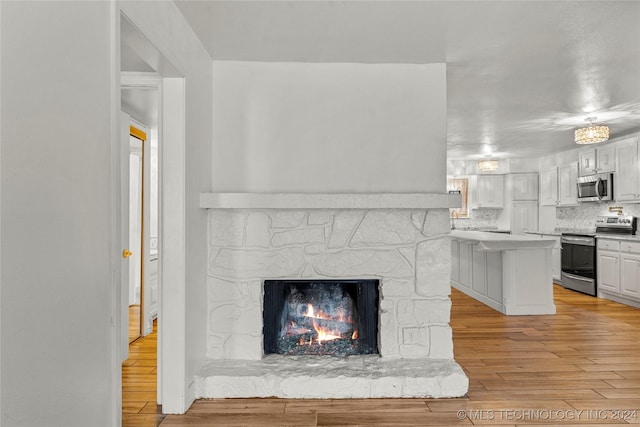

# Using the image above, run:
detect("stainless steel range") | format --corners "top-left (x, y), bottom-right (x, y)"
top-left (560, 215), bottom-right (637, 296)
top-left (595, 215), bottom-right (637, 236)
top-left (561, 232), bottom-right (597, 296)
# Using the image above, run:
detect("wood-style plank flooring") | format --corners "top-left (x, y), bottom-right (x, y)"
top-left (123, 320), bottom-right (166, 427)
top-left (129, 304), bottom-right (141, 344)
top-left (124, 285), bottom-right (640, 426)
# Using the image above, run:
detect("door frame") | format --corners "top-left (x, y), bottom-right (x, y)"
top-left (113, 9), bottom-right (188, 421)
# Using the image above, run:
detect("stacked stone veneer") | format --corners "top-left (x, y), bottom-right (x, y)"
top-left (207, 208), bottom-right (454, 360)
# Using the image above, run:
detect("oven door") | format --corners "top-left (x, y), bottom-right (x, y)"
top-left (561, 235), bottom-right (596, 295)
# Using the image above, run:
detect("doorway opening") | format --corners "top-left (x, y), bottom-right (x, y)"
top-left (128, 125), bottom-right (144, 343)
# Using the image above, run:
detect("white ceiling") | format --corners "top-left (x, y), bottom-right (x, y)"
top-left (174, 0), bottom-right (640, 160)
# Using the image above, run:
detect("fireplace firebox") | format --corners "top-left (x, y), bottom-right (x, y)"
top-left (263, 280), bottom-right (379, 356)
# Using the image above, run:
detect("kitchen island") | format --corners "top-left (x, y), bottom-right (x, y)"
top-left (449, 230), bottom-right (556, 315)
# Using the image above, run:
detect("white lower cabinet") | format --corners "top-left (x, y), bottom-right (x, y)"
top-left (451, 241), bottom-right (503, 312)
top-left (471, 246), bottom-right (503, 304)
top-left (450, 234), bottom-right (555, 315)
top-left (451, 239), bottom-right (460, 283)
top-left (526, 233), bottom-right (561, 282)
top-left (458, 241), bottom-right (472, 288)
top-left (597, 238), bottom-right (640, 307)
top-left (620, 242), bottom-right (640, 300)
top-left (544, 235), bottom-right (562, 283)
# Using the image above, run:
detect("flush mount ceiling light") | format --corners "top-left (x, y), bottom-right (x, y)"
top-left (478, 156), bottom-right (499, 172)
top-left (575, 117), bottom-right (610, 144)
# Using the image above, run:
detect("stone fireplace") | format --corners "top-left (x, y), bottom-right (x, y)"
top-left (195, 193), bottom-right (468, 399)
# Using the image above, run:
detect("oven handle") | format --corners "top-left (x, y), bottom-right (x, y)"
top-left (561, 236), bottom-right (595, 246)
top-left (562, 272), bottom-right (594, 283)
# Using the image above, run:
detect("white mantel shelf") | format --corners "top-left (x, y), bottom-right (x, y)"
top-left (199, 192), bottom-right (461, 210)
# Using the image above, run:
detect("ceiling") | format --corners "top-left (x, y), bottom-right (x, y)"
top-left (174, 0), bottom-right (640, 161)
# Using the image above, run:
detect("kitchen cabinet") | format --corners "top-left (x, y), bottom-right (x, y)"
top-left (540, 163), bottom-right (578, 206)
top-left (544, 235), bottom-right (562, 282)
top-left (597, 238), bottom-right (640, 307)
top-left (558, 162), bottom-right (579, 206)
top-left (597, 239), bottom-right (620, 293)
top-left (526, 233), bottom-right (561, 282)
top-left (449, 231), bottom-right (555, 315)
top-left (579, 145), bottom-right (615, 177)
top-left (510, 173), bottom-right (538, 200)
top-left (512, 201), bottom-right (538, 234)
top-left (456, 240), bottom-right (473, 288)
top-left (451, 239), bottom-right (460, 283)
top-left (540, 167), bottom-right (558, 206)
top-left (579, 150), bottom-right (596, 177)
top-left (474, 175), bottom-right (504, 208)
top-left (615, 137), bottom-right (640, 202)
top-left (620, 241), bottom-right (640, 300)
top-left (471, 245), bottom-right (503, 305)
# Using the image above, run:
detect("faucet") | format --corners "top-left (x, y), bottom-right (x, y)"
top-left (450, 210), bottom-right (458, 230)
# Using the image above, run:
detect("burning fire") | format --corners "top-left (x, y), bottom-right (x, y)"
top-left (312, 319), bottom-right (343, 344)
top-left (295, 303), bottom-right (357, 346)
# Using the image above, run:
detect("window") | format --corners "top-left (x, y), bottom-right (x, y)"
top-left (447, 178), bottom-right (469, 218)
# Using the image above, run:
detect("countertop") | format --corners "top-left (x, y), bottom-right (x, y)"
top-left (525, 231), bottom-right (563, 237)
top-left (595, 233), bottom-right (640, 242)
top-left (449, 230), bottom-right (556, 251)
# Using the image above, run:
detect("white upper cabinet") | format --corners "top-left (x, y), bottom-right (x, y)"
top-left (540, 167), bottom-right (559, 206)
top-left (596, 145), bottom-right (615, 173)
top-left (558, 162), bottom-right (579, 206)
top-left (615, 137), bottom-right (640, 202)
top-left (579, 145), bottom-right (615, 176)
top-left (540, 163), bottom-right (578, 206)
top-left (475, 175), bottom-right (504, 208)
top-left (511, 173), bottom-right (538, 201)
top-left (579, 150), bottom-right (597, 176)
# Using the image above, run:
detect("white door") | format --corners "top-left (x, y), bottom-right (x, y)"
top-left (129, 137), bottom-right (143, 308)
top-left (121, 114), bottom-right (150, 360)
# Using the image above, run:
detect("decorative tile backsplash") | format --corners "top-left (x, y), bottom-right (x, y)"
top-left (452, 208), bottom-right (502, 230)
top-left (557, 202), bottom-right (640, 231)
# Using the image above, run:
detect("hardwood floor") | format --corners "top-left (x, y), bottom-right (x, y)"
top-left (129, 304), bottom-right (141, 344)
top-left (124, 285), bottom-right (640, 426)
top-left (123, 320), bottom-right (166, 427)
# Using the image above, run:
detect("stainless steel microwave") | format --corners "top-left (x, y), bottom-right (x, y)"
top-left (577, 173), bottom-right (613, 202)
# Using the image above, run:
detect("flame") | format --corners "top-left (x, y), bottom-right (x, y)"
top-left (294, 303), bottom-right (358, 347)
top-left (304, 304), bottom-right (334, 320)
top-left (312, 319), bottom-right (343, 344)
top-left (306, 304), bottom-right (314, 318)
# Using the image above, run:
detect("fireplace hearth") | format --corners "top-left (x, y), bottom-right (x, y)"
top-left (263, 279), bottom-right (379, 356)
top-left (197, 201), bottom-right (468, 399)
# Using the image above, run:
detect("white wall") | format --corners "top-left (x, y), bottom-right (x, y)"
top-left (120, 0), bottom-right (213, 413)
top-left (212, 61), bottom-right (447, 193)
top-left (1, 2), bottom-right (115, 425)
